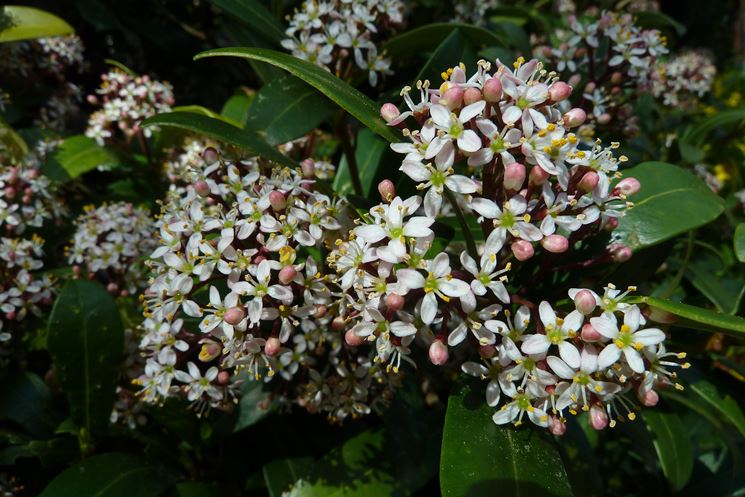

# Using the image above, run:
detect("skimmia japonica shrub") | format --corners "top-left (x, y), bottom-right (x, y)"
top-left (1, 3), bottom-right (745, 497)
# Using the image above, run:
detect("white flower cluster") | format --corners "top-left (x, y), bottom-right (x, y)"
top-left (281, 0), bottom-right (404, 86)
top-left (67, 202), bottom-right (157, 295)
top-left (651, 50), bottom-right (716, 108)
top-left (110, 328), bottom-right (148, 429)
top-left (85, 70), bottom-right (175, 145)
top-left (0, 35), bottom-right (84, 78)
top-left (534, 11), bottom-right (668, 137)
top-left (0, 162), bottom-right (62, 235)
top-left (164, 138), bottom-right (214, 184)
top-left (453, 0), bottom-right (498, 26)
top-left (137, 155), bottom-right (399, 420)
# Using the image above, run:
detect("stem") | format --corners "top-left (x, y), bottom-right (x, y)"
top-left (660, 231), bottom-right (695, 300)
top-left (336, 114), bottom-right (363, 196)
top-left (445, 189), bottom-right (478, 260)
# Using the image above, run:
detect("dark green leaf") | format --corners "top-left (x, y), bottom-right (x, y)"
top-left (633, 295), bottom-right (745, 338)
top-left (246, 74), bottom-right (333, 145)
top-left (194, 48), bottom-right (401, 143)
top-left (414, 29), bottom-right (478, 87)
top-left (172, 105), bottom-right (243, 128)
top-left (440, 383), bottom-right (573, 497)
top-left (165, 482), bottom-right (222, 497)
top-left (0, 6), bottom-right (74, 42)
top-left (735, 223), bottom-right (745, 263)
top-left (333, 129), bottom-right (387, 196)
top-left (684, 370), bottom-right (745, 438)
top-left (233, 379), bottom-right (276, 432)
top-left (0, 435), bottom-right (78, 466)
top-left (142, 111), bottom-right (299, 169)
top-left (209, 0), bottom-right (285, 45)
top-left (383, 23), bottom-right (505, 59)
top-left (263, 457), bottom-right (314, 497)
top-left (642, 410), bottom-right (693, 492)
top-left (38, 453), bottom-right (179, 497)
top-left (633, 11), bottom-right (687, 36)
top-left (221, 92), bottom-right (254, 127)
top-left (0, 372), bottom-right (55, 437)
top-left (686, 109), bottom-right (745, 147)
top-left (0, 117), bottom-right (28, 160)
top-left (613, 162), bottom-right (724, 249)
top-left (49, 135), bottom-right (119, 180)
top-left (685, 256), bottom-right (745, 314)
top-left (47, 280), bottom-right (124, 437)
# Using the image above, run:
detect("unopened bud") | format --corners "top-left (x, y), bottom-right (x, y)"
top-left (549, 81), bottom-right (572, 102)
top-left (589, 405), bottom-right (609, 430)
top-left (578, 171), bottom-right (599, 193)
top-left (278, 266), bottom-right (297, 285)
top-left (301, 158), bottom-right (315, 178)
top-left (194, 180), bottom-right (210, 197)
top-left (331, 316), bottom-right (346, 331)
top-left (313, 305), bottom-right (327, 319)
top-left (428, 340), bottom-right (449, 366)
top-left (22, 194), bottom-right (32, 205)
top-left (504, 162), bottom-right (526, 191)
top-left (584, 82), bottom-right (596, 93)
top-left (4, 187), bottom-right (15, 200)
top-left (86, 94), bottom-right (99, 105)
top-left (604, 217), bottom-right (619, 231)
top-left (611, 71), bottom-right (623, 84)
top-left (479, 344), bottom-right (497, 359)
top-left (380, 103), bottom-right (400, 123)
top-left (265, 337), bottom-right (281, 356)
top-left (345, 328), bottom-right (364, 346)
top-left (511, 240), bottom-right (534, 261)
top-left (377, 179), bottom-right (396, 202)
top-left (483, 77), bottom-right (503, 102)
top-left (638, 388), bottom-right (659, 407)
top-left (223, 306), bottom-right (245, 325)
top-left (463, 87), bottom-right (483, 105)
top-left (385, 293), bottom-right (405, 311)
top-left (269, 190), bottom-right (287, 211)
top-left (608, 243), bottom-right (632, 262)
top-left (217, 371), bottom-right (231, 385)
top-left (541, 234), bottom-right (569, 253)
top-left (563, 108), bottom-right (586, 128)
top-left (529, 165), bottom-right (550, 186)
top-left (616, 177), bottom-right (641, 196)
top-left (202, 147), bottom-right (219, 164)
top-left (568, 74), bottom-right (582, 87)
top-left (442, 86), bottom-right (464, 110)
top-left (597, 113), bottom-right (611, 125)
top-left (5, 310), bottom-right (16, 321)
top-left (550, 416), bottom-right (567, 436)
top-left (574, 290), bottom-right (597, 315)
top-left (106, 283), bottom-right (119, 294)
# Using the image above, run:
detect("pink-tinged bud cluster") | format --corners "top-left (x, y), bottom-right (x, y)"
top-left (281, 0), bottom-right (404, 87)
top-left (651, 50), bottom-right (716, 108)
top-left (85, 69), bottom-right (174, 145)
top-left (0, 162), bottom-right (64, 235)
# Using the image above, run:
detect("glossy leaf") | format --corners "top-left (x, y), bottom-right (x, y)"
top-left (166, 483), bottom-right (222, 497)
top-left (735, 223), bottom-right (745, 263)
top-left (0, 6), bottom-right (74, 42)
top-left (415, 29), bottom-right (478, 87)
top-left (686, 108), bottom-right (745, 146)
top-left (221, 92), bottom-right (254, 127)
top-left (142, 111), bottom-right (299, 169)
top-left (38, 453), bottom-right (178, 497)
top-left (685, 371), bottom-right (745, 438)
top-left (0, 372), bottom-right (55, 437)
top-left (51, 135), bottom-right (119, 180)
top-left (263, 457), bottom-right (314, 497)
top-left (613, 162), bottom-right (723, 249)
top-left (232, 379), bottom-right (276, 433)
top-left (194, 48), bottom-right (401, 143)
top-left (642, 410), bottom-right (693, 492)
top-left (633, 295), bottom-right (745, 338)
top-left (440, 383), bottom-right (573, 497)
top-left (634, 11), bottom-right (686, 36)
top-left (0, 435), bottom-right (78, 466)
top-left (383, 23), bottom-right (505, 59)
top-left (0, 117), bottom-right (28, 160)
top-left (172, 105), bottom-right (243, 128)
top-left (333, 129), bottom-right (387, 196)
top-left (47, 280), bottom-right (124, 437)
top-left (685, 256), bottom-right (745, 314)
top-left (246, 74), bottom-right (334, 145)
top-left (209, 0), bottom-right (285, 45)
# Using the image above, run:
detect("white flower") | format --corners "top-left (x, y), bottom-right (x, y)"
top-left (428, 101), bottom-right (486, 154)
top-left (467, 119), bottom-right (522, 167)
top-left (400, 151), bottom-right (477, 217)
top-left (591, 306), bottom-right (665, 374)
top-left (175, 362), bottom-right (221, 402)
top-left (521, 302), bottom-right (584, 367)
top-left (231, 260), bottom-right (293, 323)
top-left (471, 195), bottom-right (543, 242)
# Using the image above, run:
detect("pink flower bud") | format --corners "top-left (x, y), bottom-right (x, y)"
top-left (504, 162), bottom-right (526, 191)
top-left (72, 265), bottom-right (81, 277)
top-left (378, 179), bottom-right (396, 202)
top-left (549, 81), bottom-right (572, 102)
top-left (584, 82), bottom-right (596, 93)
top-left (616, 177), bottom-right (641, 196)
top-left (578, 171), bottom-right (599, 193)
top-left (581, 323), bottom-right (601, 341)
top-left (597, 113), bottom-right (611, 125)
top-left (483, 77), bottom-right (503, 102)
top-left (563, 108), bottom-right (586, 128)
top-left (202, 147), bottom-right (219, 164)
top-left (604, 217), bottom-right (619, 231)
top-left (6, 168), bottom-right (18, 184)
top-left (479, 344), bottom-right (497, 359)
top-left (332, 316), bottom-right (346, 331)
top-left (26, 168), bottom-right (38, 179)
top-left (568, 74), bottom-right (582, 87)
top-left (345, 328), bottom-right (364, 346)
top-left (428, 340), bottom-right (449, 366)
top-left (313, 305), bottom-right (327, 319)
top-left (269, 190), bottom-right (287, 212)
top-left (463, 87), bottom-right (483, 105)
top-left (106, 283), bottom-right (119, 294)
top-left (380, 103), bottom-right (400, 123)
top-left (638, 388), bottom-right (659, 407)
top-left (529, 165), bottom-right (550, 186)
top-left (120, 290), bottom-right (130, 297)
top-left (611, 71), bottom-right (623, 84)
top-left (511, 240), bottom-right (534, 261)
top-left (4, 187), bottom-right (15, 200)
top-left (22, 194), bottom-right (32, 205)
top-left (194, 180), bottom-right (211, 197)
top-left (541, 234), bottom-right (569, 253)
top-left (608, 243), bottom-right (632, 262)
top-left (589, 405), bottom-right (609, 430)
top-left (549, 416), bottom-right (567, 436)
top-left (217, 371), bottom-right (231, 385)
top-left (574, 290), bottom-right (597, 315)
top-left (301, 158), bottom-right (315, 178)
top-left (265, 337), bottom-right (281, 356)
top-left (223, 306), bottom-right (245, 325)
top-left (86, 94), bottom-right (99, 105)
top-left (278, 266), bottom-right (297, 285)
top-left (385, 293), bottom-right (405, 311)
top-left (5, 311), bottom-right (16, 321)
top-left (442, 86), bottom-right (464, 110)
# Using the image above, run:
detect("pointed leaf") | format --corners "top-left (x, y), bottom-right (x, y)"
top-left (633, 295), bottom-right (745, 338)
top-left (0, 6), bottom-right (74, 42)
top-left (415, 29), bottom-right (478, 86)
top-left (194, 47), bottom-right (401, 143)
top-left (642, 410), bottom-right (693, 492)
top-left (208, 0), bottom-right (285, 45)
top-left (49, 135), bottom-right (119, 180)
top-left (383, 23), bottom-right (506, 59)
top-left (735, 223), bottom-right (745, 263)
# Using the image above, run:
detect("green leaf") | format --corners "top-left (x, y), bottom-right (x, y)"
top-left (642, 410), bottom-right (693, 492)
top-left (685, 256), bottom-right (745, 314)
top-left (333, 129), bottom-right (387, 196)
top-left (263, 457), bottom-right (314, 497)
top-left (383, 23), bottom-right (505, 59)
top-left (47, 280), bottom-right (124, 437)
top-left (38, 453), bottom-right (178, 497)
top-left (633, 11), bottom-right (687, 36)
top-left (0, 372), bottom-right (55, 437)
top-left (194, 48), bottom-right (401, 143)
top-left (414, 29), bottom-right (478, 87)
top-left (142, 111), bottom-right (299, 169)
top-left (686, 108), bottom-right (745, 147)
top-left (221, 92), bottom-right (254, 127)
top-left (165, 482), bottom-right (222, 497)
top-left (440, 383), bottom-right (573, 497)
top-left (0, 6), bottom-right (74, 42)
top-left (633, 295), bottom-right (745, 338)
top-left (0, 117), bottom-right (28, 160)
top-left (50, 135), bottom-right (119, 180)
top-left (209, 0), bottom-right (285, 45)
top-left (613, 162), bottom-right (724, 250)
top-left (685, 370), bottom-right (745, 439)
top-left (735, 224), bottom-right (745, 263)
top-left (246, 74), bottom-right (334, 145)
top-left (172, 105), bottom-right (243, 128)
top-left (0, 435), bottom-right (78, 466)
top-left (232, 379), bottom-right (276, 432)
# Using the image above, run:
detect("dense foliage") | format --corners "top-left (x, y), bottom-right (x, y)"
top-left (1, 1), bottom-right (745, 496)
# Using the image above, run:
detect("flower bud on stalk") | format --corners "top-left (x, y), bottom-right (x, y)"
top-left (380, 103), bottom-right (400, 123)
top-left (511, 240), bottom-right (534, 261)
top-left (549, 81), bottom-right (572, 102)
top-left (442, 86), bottom-right (464, 110)
top-left (300, 158), bottom-right (315, 179)
top-left (615, 177), bottom-right (641, 196)
top-left (578, 171), bottom-right (599, 193)
top-left (563, 108), bottom-right (587, 128)
top-left (217, 371), bottom-right (231, 386)
top-left (504, 163), bottom-right (526, 191)
top-left (278, 266), bottom-right (297, 285)
top-left (428, 339), bottom-right (449, 365)
top-left (608, 243), bottom-right (633, 262)
top-left (269, 190), bottom-right (287, 212)
top-left (590, 405), bottom-right (609, 430)
top-left (541, 234), bottom-right (569, 253)
top-left (385, 293), bottom-right (405, 311)
top-left (202, 147), bottom-right (219, 164)
top-left (483, 78), bottom-right (503, 102)
top-left (574, 290), bottom-right (597, 315)
top-left (550, 416), bottom-right (567, 436)
top-left (378, 179), bottom-right (396, 202)
top-left (463, 87), bottom-right (483, 105)
top-left (265, 337), bottom-right (281, 357)
top-left (638, 388), bottom-right (659, 407)
top-left (194, 180), bottom-right (211, 197)
top-left (581, 323), bottom-right (602, 341)
top-left (529, 165), bottom-right (550, 186)
top-left (345, 328), bottom-right (365, 347)
top-left (224, 307), bottom-right (245, 325)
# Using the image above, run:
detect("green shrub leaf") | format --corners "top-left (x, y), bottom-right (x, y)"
top-left (633, 295), bottom-right (745, 338)
top-left (208, 0), bottom-right (285, 45)
top-left (642, 410), bottom-right (693, 492)
top-left (735, 223), bottom-right (745, 262)
top-left (49, 135), bottom-right (120, 180)
top-left (0, 6), bottom-right (74, 42)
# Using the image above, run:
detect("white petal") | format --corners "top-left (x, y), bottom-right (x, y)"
top-left (558, 341), bottom-right (581, 368)
top-left (597, 344), bottom-right (621, 369)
